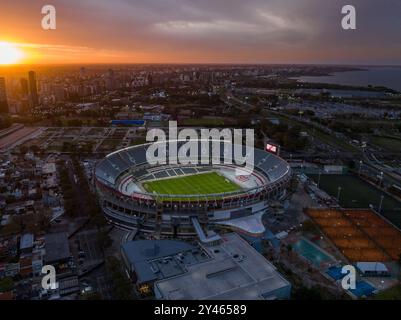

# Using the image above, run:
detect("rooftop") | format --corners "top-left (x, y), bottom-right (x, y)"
top-left (356, 262), bottom-right (389, 273)
top-left (122, 239), bottom-right (209, 283)
top-left (44, 232), bottom-right (71, 264)
top-left (214, 212), bottom-right (266, 237)
top-left (154, 233), bottom-right (291, 300)
top-left (20, 233), bottom-right (34, 251)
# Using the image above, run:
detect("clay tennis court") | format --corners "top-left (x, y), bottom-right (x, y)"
top-left (306, 208), bottom-right (401, 262)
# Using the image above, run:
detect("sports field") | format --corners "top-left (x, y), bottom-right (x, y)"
top-left (308, 174), bottom-right (401, 228)
top-left (306, 208), bottom-right (401, 262)
top-left (371, 136), bottom-right (401, 151)
top-left (143, 171), bottom-right (241, 199)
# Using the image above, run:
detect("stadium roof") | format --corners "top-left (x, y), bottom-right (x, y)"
top-left (214, 212), bottom-right (266, 237)
top-left (95, 140), bottom-right (290, 190)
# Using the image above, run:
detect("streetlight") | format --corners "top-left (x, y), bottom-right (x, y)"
top-left (358, 160), bottom-right (363, 176)
top-left (379, 171), bottom-right (384, 188)
top-left (337, 186), bottom-right (342, 202)
top-left (378, 194), bottom-right (384, 213)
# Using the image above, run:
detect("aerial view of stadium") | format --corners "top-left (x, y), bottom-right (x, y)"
top-left (95, 140), bottom-right (291, 237)
top-left (2, 0), bottom-right (401, 312)
top-left (143, 172), bottom-right (241, 199)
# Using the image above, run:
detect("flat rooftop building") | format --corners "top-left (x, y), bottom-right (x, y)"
top-left (356, 262), bottom-right (390, 277)
top-left (154, 233), bottom-right (291, 300)
top-left (44, 232), bottom-right (71, 265)
top-left (121, 239), bottom-right (209, 284)
top-left (20, 233), bottom-right (34, 253)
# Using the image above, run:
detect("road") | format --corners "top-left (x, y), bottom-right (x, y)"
top-left (224, 89), bottom-right (401, 189)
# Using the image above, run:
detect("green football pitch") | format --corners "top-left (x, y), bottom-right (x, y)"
top-left (308, 174), bottom-right (401, 228)
top-left (143, 171), bottom-right (241, 199)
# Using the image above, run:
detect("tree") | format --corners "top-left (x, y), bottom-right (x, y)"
top-left (19, 145), bottom-right (28, 155)
top-left (292, 285), bottom-right (323, 300)
top-left (301, 220), bottom-right (319, 235)
top-left (0, 216), bottom-right (22, 236)
top-left (398, 253), bottom-right (401, 281)
top-left (106, 257), bottom-right (133, 300)
top-left (97, 228), bottom-right (113, 251)
top-left (289, 176), bottom-right (299, 192)
top-left (30, 145), bottom-right (41, 154)
top-left (82, 291), bottom-right (103, 300)
top-left (0, 277), bottom-right (14, 293)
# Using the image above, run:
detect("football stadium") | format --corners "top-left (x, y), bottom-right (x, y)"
top-left (95, 140), bottom-right (291, 238)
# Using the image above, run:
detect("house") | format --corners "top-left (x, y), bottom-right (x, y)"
top-left (20, 233), bottom-right (34, 254)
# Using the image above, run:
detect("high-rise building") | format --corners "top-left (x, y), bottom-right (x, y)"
top-left (28, 71), bottom-right (39, 107)
top-left (80, 67), bottom-right (87, 78)
top-left (53, 85), bottom-right (66, 101)
top-left (20, 78), bottom-right (29, 96)
top-left (105, 69), bottom-right (116, 90)
top-left (0, 77), bottom-right (9, 114)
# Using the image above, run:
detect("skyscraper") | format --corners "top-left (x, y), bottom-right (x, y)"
top-left (0, 77), bottom-right (9, 114)
top-left (80, 67), bottom-right (87, 78)
top-left (20, 78), bottom-right (29, 96)
top-left (105, 69), bottom-right (116, 90)
top-left (28, 71), bottom-right (39, 107)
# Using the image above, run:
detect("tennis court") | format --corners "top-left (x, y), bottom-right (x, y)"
top-left (307, 208), bottom-right (401, 262)
top-left (349, 281), bottom-right (376, 298)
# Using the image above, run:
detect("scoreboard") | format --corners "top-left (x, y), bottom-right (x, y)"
top-left (266, 143), bottom-right (280, 155)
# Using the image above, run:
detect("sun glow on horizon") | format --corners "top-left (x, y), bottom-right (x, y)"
top-left (0, 42), bottom-right (25, 65)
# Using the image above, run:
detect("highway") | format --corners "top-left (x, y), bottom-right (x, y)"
top-left (223, 89), bottom-right (401, 189)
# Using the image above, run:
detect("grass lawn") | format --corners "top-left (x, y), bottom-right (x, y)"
top-left (375, 285), bottom-right (401, 300)
top-left (308, 174), bottom-right (401, 228)
top-left (371, 136), bottom-right (401, 151)
top-left (129, 137), bottom-right (147, 146)
top-left (98, 139), bottom-right (121, 151)
top-left (275, 113), bottom-right (359, 153)
top-left (181, 118), bottom-right (225, 126)
top-left (143, 171), bottom-right (240, 200)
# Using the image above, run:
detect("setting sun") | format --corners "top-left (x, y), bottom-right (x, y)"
top-left (0, 42), bottom-right (24, 65)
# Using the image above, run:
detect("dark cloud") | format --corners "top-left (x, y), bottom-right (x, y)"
top-left (1, 0), bottom-right (400, 63)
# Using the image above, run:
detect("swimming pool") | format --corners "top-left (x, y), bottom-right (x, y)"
top-left (293, 238), bottom-right (334, 267)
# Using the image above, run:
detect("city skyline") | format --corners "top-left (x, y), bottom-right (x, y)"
top-left (1, 0), bottom-right (401, 305)
top-left (1, 0), bottom-right (401, 65)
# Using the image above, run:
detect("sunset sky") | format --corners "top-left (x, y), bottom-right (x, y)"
top-left (1, 0), bottom-right (401, 65)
